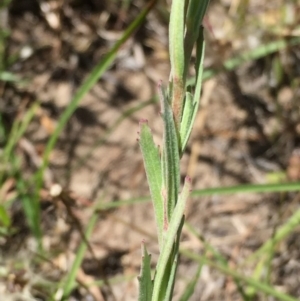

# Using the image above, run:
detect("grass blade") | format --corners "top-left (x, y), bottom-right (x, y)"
top-left (178, 264), bottom-right (202, 301)
top-left (35, 0), bottom-right (157, 200)
top-left (163, 222), bottom-right (183, 301)
top-left (187, 37), bottom-right (300, 86)
top-left (181, 249), bottom-right (298, 301)
top-left (4, 102), bottom-right (39, 159)
top-left (98, 182), bottom-right (300, 210)
top-left (17, 178), bottom-right (42, 245)
top-left (246, 207), bottom-right (300, 262)
top-left (72, 98), bottom-right (156, 173)
top-left (61, 208), bottom-right (98, 299)
top-left (0, 204), bottom-right (10, 227)
top-left (138, 119), bottom-right (163, 248)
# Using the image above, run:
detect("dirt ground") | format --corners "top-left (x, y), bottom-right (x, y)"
top-left (1, 0), bottom-right (300, 300)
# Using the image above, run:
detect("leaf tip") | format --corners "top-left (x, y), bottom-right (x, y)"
top-left (139, 118), bottom-right (148, 125)
top-left (157, 79), bottom-right (163, 88)
top-left (185, 176), bottom-right (192, 182)
top-left (185, 176), bottom-right (192, 191)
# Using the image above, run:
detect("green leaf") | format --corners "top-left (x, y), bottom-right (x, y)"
top-left (193, 27), bottom-right (206, 105)
top-left (138, 242), bottom-right (153, 301)
top-left (138, 120), bottom-right (164, 248)
top-left (184, 0), bottom-right (210, 67)
top-left (0, 71), bottom-right (21, 82)
top-left (180, 91), bottom-right (194, 153)
top-left (0, 205), bottom-right (10, 227)
top-left (163, 221), bottom-right (183, 301)
top-left (181, 29), bottom-right (206, 152)
top-left (159, 83), bottom-right (181, 221)
top-left (248, 206), bottom-right (300, 261)
top-left (97, 181), bottom-right (300, 211)
top-left (4, 102), bottom-right (39, 160)
top-left (62, 206), bottom-right (99, 298)
top-left (34, 4), bottom-right (156, 237)
top-left (152, 176), bottom-right (191, 301)
top-left (178, 264), bottom-right (202, 301)
top-left (18, 183), bottom-right (42, 246)
top-left (182, 249), bottom-right (299, 301)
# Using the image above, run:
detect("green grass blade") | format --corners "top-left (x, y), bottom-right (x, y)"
top-left (152, 176), bottom-right (191, 301)
top-left (185, 222), bottom-right (248, 300)
top-left (138, 120), bottom-right (163, 248)
top-left (17, 178), bottom-right (42, 245)
top-left (181, 249), bottom-right (298, 301)
top-left (0, 204), bottom-right (10, 227)
top-left (184, 0), bottom-right (210, 67)
top-left (36, 0), bottom-right (157, 196)
top-left (0, 114), bottom-right (6, 143)
top-left (0, 102), bottom-right (40, 244)
top-left (187, 36), bottom-right (300, 86)
top-left (72, 98), bottom-right (155, 173)
top-left (61, 208), bottom-right (98, 299)
top-left (29, 2), bottom-right (156, 250)
top-left (0, 71), bottom-right (20, 82)
top-left (163, 222), bottom-right (183, 301)
top-left (191, 182), bottom-right (300, 196)
top-left (4, 102), bottom-right (39, 159)
top-left (0, 0), bottom-right (12, 9)
top-left (247, 207), bottom-right (300, 262)
top-left (98, 182), bottom-right (300, 210)
top-left (178, 264), bottom-right (202, 301)
top-left (245, 258), bottom-right (267, 300)
top-left (185, 222), bottom-right (228, 266)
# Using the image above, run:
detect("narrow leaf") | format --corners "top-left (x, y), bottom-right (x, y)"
top-left (138, 242), bottom-right (153, 301)
top-left (159, 84), bottom-right (181, 221)
top-left (138, 120), bottom-right (164, 248)
top-left (4, 102), bottom-right (39, 160)
top-left (152, 176), bottom-right (191, 301)
top-left (181, 29), bottom-right (206, 152)
top-left (0, 205), bottom-right (10, 227)
top-left (180, 91), bottom-right (194, 153)
top-left (163, 220), bottom-right (184, 301)
top-left (182, 249), bottom-right (299, 301)
top-left (178, 264), bottom-right (202, 301)
top-left (62, 208), bottom-right (99, 298)
top-left (184, 0), bottom-right (210, 67)
top-left (193, 27), bottom-right (206, 105)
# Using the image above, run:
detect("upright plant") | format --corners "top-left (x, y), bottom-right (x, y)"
top-left (138, 0), bottom-right (210, 300)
